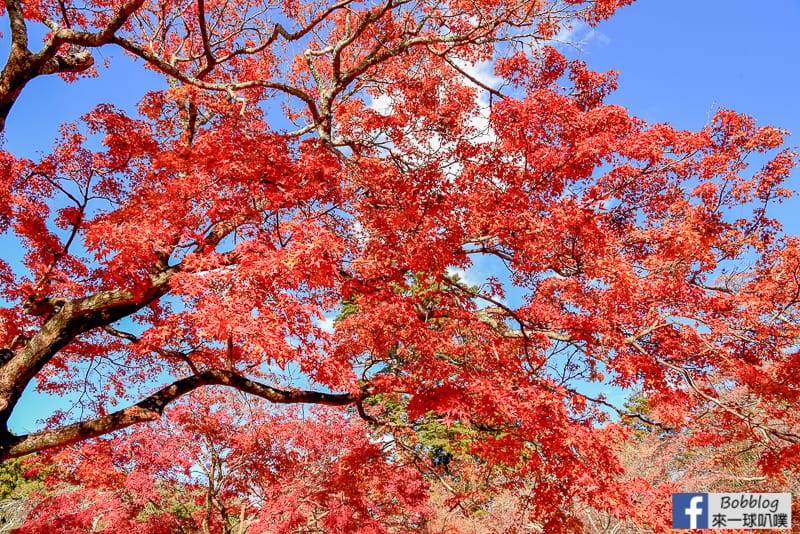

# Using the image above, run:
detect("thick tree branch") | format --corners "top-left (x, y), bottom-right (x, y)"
top-left (5, 0), bottom-right (28, 50)
top-left (0, 267), bottom-right (178, 431)
top-left (0, 369), bottom-right (361, 459)
top-left (0, 0), bottom-right (147, 130)
top-left (0, 0), bottom-right (34, 131)
top-left (46, 0), bottom-right (146, 46)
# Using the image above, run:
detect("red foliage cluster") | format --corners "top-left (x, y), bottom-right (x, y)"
top-left (0, 0), bottom-right (797, 530)
top-left (20, 391), bottom-right (428, 533)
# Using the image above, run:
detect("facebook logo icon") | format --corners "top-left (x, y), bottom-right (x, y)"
top-left (673, 493), bottom-right (709, 529)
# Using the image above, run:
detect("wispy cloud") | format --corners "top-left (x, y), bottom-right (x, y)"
top-left (550, 21), bottom-right (611, 50)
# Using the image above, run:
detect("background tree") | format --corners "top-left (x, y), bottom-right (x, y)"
top-left (0, 456), bottom-right (48, 532)
top-left (1, 0), bottom-right (799, 530)
top-left (571, 383), bottom-right (800, 533)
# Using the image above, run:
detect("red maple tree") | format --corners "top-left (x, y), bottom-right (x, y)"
top-left (18, 390), bottom-right (428, 533)
top-left (1, 0), bottom-right (798, 530)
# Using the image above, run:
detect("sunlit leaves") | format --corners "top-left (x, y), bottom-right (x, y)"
top-left (0, 0), bottom-right (798, 531)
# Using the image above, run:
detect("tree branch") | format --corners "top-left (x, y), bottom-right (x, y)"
top-left (0, 0), bottom-right (143, 130)
top-left (0, 369), bottom-right (361, 459)
top-left (0, 267), bottom-right (178, 430)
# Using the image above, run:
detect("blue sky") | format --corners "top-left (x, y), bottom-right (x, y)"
top-left (6, 1), bottom-right (798, 206)
top-left (3, 0), bottom-right (800, 431)
top-left (581, 0), bottom-right (800, 227)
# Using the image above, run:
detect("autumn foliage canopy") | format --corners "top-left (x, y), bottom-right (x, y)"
top-left (0, 0), bottom-right (798, 530)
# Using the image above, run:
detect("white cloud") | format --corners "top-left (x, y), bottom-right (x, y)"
top-left (447, 266), bottom-right (484, 288)
top-left (452, 58), bottom-right (503, 94)
top-left (315, 316), bottom-right (335, 334)
top-left (369, 94), bottom-right (394, 115)
top-left (450, 58), bottom-right (501, 144)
